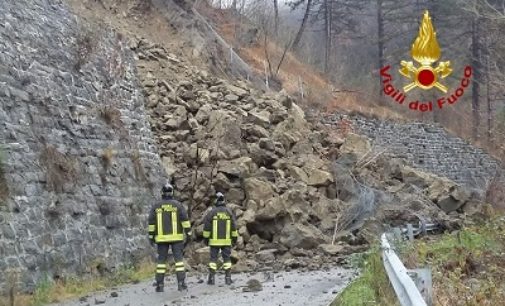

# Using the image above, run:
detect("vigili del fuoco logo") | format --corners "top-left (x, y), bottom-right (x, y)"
top-left (380, 10), bottom-right (472, 112)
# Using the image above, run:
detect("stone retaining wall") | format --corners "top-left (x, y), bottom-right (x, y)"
top-left (0, 0), bottom-right (164, 292)
top-left (324, 113), bottom-right (502, 188)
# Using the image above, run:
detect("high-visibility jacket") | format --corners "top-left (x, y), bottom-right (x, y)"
top-left (148, 197), bottom-right (191, 243)
top-left (202, 206), bottom-right (238, 246)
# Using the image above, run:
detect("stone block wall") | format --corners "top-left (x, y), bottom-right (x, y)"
top-left (325, 114), bottom-right (502, 188)
top-left (0, 0), bottom-right (164, 292)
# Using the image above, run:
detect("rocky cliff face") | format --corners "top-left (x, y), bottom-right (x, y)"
top-left (0, 0), bottom-right (164, 292)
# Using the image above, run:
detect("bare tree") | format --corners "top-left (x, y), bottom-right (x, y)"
top-left (273, 0), bottom-right (279, 36)
top-left (290, 0), bottom-right (314, 50)
top-left (471, 12), bottom-right (482, 140)
top-left (260, 11), bottom-right (293, 80)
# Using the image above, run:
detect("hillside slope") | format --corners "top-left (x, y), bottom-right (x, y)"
top-left (66, 0), bottom-right (477, 271)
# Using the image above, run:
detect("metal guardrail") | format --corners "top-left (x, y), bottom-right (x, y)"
top-left (381, 221), bottom-right (437, 306)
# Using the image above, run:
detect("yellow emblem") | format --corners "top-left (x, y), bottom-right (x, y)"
top-left (399, 11), bottom-right (452, 93)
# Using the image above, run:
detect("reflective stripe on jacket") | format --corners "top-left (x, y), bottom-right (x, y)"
top-left (148, 198), bottom-right (191, 243)
top-left (202, 206), bottom-right (238, 246)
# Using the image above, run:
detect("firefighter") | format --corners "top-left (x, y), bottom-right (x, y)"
top-left (148, 183), bottom-right (192, 292)
top-left (202, 192), bottom-right (238, 285)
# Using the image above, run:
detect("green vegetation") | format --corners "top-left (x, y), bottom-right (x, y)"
top-left (332, 248), bottom-right (399, 306)
top-left (402, 216), bottom-right (505, 306)
top-left (334, 216), bottom-right (505, 306)
top-left (31, 276), bottom-right (53, 306)
top-left (1, 260), bottom-right (154, 306)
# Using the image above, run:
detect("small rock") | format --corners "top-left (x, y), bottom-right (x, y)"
top-left (243, 279), bottom-right (263, 292)
top-left (95, 298), bottom-right (106, 305)
top-left (111, 292), bottom-right (118, 298)
top-left (284, 285), bottom-right (291, 289)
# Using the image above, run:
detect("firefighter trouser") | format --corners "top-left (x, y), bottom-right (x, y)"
top-left (208, 246), bottom-right (232, 272)
top-left (155, 241), bottom-right (185, 284)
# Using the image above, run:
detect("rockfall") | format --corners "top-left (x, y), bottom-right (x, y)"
top-left (0, 0), bottom-right (486, 294)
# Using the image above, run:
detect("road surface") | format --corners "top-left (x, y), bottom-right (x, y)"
top-left (51, 267), bottom-right (356, 306)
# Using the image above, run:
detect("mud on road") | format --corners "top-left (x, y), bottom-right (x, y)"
top-left (51, 268), bottom-right (356, 306)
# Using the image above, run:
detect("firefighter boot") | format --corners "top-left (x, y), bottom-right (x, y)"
top-left (155, 282), bottom-right (164, 292)
top-left (225, 269), bottom-right (232, 285)
top-left (207, 270), bottom-right (216, 285)
top-left (176, 272), bottom-right (187, 291)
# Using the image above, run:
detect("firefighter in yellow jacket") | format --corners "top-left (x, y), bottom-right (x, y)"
top-left (148, 183), bottom-right (192, 292)
top-left (202, 192), bottom-right (238, 285)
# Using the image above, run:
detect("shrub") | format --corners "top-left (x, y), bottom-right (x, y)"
top-left (101, 147), bottom-right (116, 169)
top-left (98, 105), bottom-right (123, 130)
top-left (74, 27), bottom-right (97, 71)
top-left (131, 149), bottom-right (147, 183)
top-left (39, 145), bottom-right (80, 193)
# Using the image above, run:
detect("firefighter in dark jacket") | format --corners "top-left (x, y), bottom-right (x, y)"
top-left (202, 192), bottom-right (238, 285)
top-left (148, 183), bottom-right (192, 292)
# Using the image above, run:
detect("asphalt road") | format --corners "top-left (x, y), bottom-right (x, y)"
top-left (50, 267), bottom-right (356, 306)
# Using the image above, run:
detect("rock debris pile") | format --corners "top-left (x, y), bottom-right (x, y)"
top-left (130, 37), bottom-right (482, 272)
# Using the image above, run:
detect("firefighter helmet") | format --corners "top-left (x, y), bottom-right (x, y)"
top-left (162, 183), bottom-right (174, 198)
top-left (215, 192), bottom-right (225, 206)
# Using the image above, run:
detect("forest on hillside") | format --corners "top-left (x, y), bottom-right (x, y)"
top-left (202, 0), bottom-right (505, 159)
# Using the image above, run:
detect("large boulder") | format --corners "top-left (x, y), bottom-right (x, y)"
top-left (195, 104), bottom-right (213, 123)
top-left (214, 172), bottom-right (236, 190)
top-left (437, 195), bottom-right (465, 213)
top-left (218, 157), bottom-right (256, 178)
top-left (436, 187), bottom-right (472, 213)
top-left (247, 109), bottom-right (271, 128)
top-left (272, 104), bottom-right (309, 150)
top-left (242, 124), bottom-right (270, 139)
top-left (339, 133), bottom-right (371, 160)
top-left (400, 166), bottom-right (473, 212)
top-left (286, 165), bottom-right (309, 183)
top-left (186, 143), bottom-right (210, 163)
top-left (318, 244), bottom-right (344, 256)
top-left (248, 143), bottom-right (278, 167)
top-left (402, 166), bottom-right (439, 189)
top-left (226, 84), bottom-right (248, 97)
top-left (239, 209), bottom-right (256, 228)
top-left (161, 156), bottom-right (177, 177)
top-left (227, 188), bottom-right (246, 204)
top-left (255, 197), bottom-right (286, 221)
top-left (244, 178), bottom-right (276, 202)
top-left (192, 247), bottom-right (209, 265)
top-left (311, 198), bottom-right (340, 220)
top-left (304, 167), bottom-right (334, 187)
top-left (280, 223), bottom-right (327, 249)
